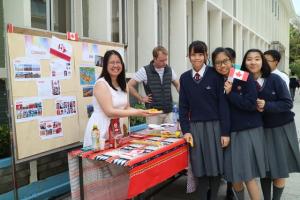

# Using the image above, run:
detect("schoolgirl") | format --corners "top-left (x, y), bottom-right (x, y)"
top-left (179, 41), bottom-right (230, 200)
top-left (241, 49), bottom-right (300, 200)
top-left (212, 47), bottom-right (266, 200)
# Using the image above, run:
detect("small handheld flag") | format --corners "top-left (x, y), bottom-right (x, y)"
top-left (229, 68), bottom-right (249, 82)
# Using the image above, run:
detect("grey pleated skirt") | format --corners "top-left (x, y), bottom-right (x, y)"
top-left (224, 126), bottom-right (266, 183)
top-left (264, 121), bottom-right (300, 179)
top-left (189, 120), bottom-right (223, 177)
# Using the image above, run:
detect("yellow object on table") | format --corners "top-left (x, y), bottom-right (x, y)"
top-left (147, 130), bottom-right (181, 138)
top-left (130, 140), bottom-right (161, 146)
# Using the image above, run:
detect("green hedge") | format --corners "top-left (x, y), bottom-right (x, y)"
top-left (129, 103), bottom-right (146, 126)
top-left (0, 123), bottom-right (10, 158)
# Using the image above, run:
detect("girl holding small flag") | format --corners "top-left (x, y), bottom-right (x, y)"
top-left (241, 49), bottom-right (300, 200)
top-left (212, 47), bottom-right (266, 200)
top-left (179, 41), bottom-right (230, 200)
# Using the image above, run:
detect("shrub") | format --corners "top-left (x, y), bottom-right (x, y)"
top-left (129, 103), bottom-right (146, 126)
top-left (0, 123), bottom-right (10, 158)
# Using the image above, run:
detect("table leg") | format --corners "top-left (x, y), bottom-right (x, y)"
top-left (79, 157), bottom-right (84, 200)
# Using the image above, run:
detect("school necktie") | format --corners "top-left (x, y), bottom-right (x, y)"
top-left (255, 81), bottom-right (261, 91)
top-left (194, 73), bottom-right (201, 81)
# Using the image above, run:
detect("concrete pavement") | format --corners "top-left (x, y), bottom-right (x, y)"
top-left (152, 90), bottom-right (300, 200)
top-left (58, 89), bottom-right (300, 200)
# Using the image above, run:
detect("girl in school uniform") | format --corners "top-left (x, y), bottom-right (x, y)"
top-left (179, 41), bottom-right (230, 200)
top-left (241, 49), bottom-right (300, 200)
top-left (212, 47), bottom-right (266, 200)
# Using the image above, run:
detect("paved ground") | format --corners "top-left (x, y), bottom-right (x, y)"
top-left (58, 89), bottom-right (300, 200)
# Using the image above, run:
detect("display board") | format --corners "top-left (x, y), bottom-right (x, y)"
top-left (6, 27), bottom-right (125, 162)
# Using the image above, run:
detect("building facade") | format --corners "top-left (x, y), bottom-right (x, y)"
top-left (0, 0), bottom-right (296, 98)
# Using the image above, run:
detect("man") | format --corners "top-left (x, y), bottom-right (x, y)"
top-left (128, 46), bottom-right (179, 124)
top-left (289, 72), bottom-right (299, 101)
top-left (264, 50), bottom-right (290, 90)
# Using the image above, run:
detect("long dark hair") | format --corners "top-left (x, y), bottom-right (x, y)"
top-left (241, 49), bottom-right (271, 78)
top-left (100, 50), bottom-right (127, 92)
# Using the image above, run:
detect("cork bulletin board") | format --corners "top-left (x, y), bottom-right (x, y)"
top-left (6, 27), bottom-right (125, 162)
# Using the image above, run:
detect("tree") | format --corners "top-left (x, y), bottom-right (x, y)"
top-left (289, 24), bottom-right (300, 78)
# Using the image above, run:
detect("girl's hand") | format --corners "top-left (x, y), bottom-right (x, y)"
top-left (256, 98), bottom-right (265, 109)
top-left (224, 81), bottom-right (232, 94)
top-left (221, 136), bottom-right (230, 148)
top-left (256, 106), bottom-right (264, 112)
top-left (184, 133), bottom-right (194, 147)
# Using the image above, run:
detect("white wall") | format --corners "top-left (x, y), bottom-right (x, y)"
top-left (4, 0), bottom-right (31, 27)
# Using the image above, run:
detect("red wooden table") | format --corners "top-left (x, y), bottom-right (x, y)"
top-left (68, 136), bottom-right (188, 200)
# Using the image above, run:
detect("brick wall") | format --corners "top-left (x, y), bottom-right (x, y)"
top-left (0, 80), bottom-right (8, 124)
top-left (0, 151), bottom-right (69, 194)
top-left (0, 162), bottom-right (30, 194)
top-left (37, 150), bottom-right (69, 180)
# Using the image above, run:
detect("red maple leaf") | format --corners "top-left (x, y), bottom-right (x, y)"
top-left (235, 71), bottom-right (242, 77)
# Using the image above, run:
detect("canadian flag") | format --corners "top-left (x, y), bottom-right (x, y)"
top-left (229, 68), bottom-right (249, 82)
top-left (50, 36), bottom-right (72, 62)
top-left (67, 32), bottom-right (79, 41)
top-left (7, 23), bottom-right (14, 33)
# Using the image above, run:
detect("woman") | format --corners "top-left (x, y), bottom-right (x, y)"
top-left (212, 47), bottom-right (266, 200)
top-left (83, 50), bottom-right (151, 147)
top-left (179, 41), bottom-right (230, 200)
top-left (241, 49), bottom-right (300, 200)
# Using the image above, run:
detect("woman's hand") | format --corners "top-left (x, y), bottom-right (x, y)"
top-left (183, 133), bottom-right (194, 147)
top-left (221, 136), bottom-right (230, 148)
top-left (134, 109), bottom-right (151, 117)
top-left (224, 81), bottom-right (233, 94)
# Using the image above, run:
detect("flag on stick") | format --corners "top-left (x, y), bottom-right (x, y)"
top-left (228, 68), bottom-right (249, 82)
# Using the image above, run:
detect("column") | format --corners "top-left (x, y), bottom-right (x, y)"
top-left (137, 0), bottom-right (157, 67)
top-left (169, 0), bottom-right (187, 101)
top-left (209, 10), bottom-right (222, 55)
top-left (222, 18), bottom-right (233, 48)
top-left (193, 0), bottom-right (208, 43)
top-left (126, 0), bottom-right (136, 74)
top-left (243, 29), bottom-right (250, 54)
top-left (235, 24), bottom-right (243, 64)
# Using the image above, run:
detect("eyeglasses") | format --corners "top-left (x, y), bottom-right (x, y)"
top-left (108, 61), bottom-right (121, 66)
top-left (215, 59), bottom-right (231, 67)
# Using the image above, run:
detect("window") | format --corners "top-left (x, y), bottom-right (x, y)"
top-left (275, 0), bottom-right (277, 16)
top-left (82, 0), bottom-right (89, 37)
top-left (157, 0), bottom-right (163, 45)
top-left (111, 0), bottom-right (120, 42)
top-left (31, 0), bottom-right (71, 32)
top-left (52, 0), bottom-right (71, 32)
top-left (31, 0), bottom-right (47, 30)
top-left (277, 3), bottom-right (279, 20)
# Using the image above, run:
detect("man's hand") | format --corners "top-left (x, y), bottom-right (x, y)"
top-left (139, 94), bottom-right (152, 103)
